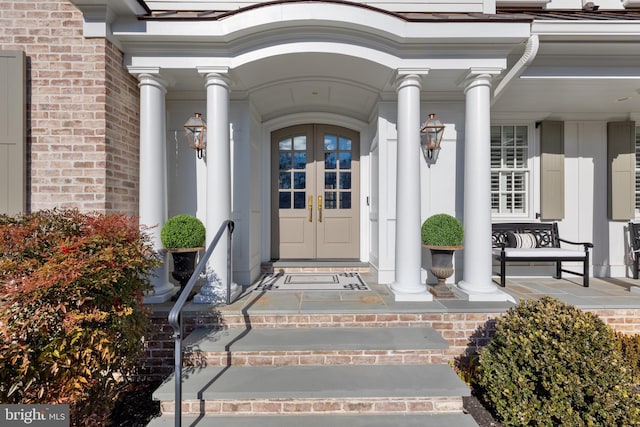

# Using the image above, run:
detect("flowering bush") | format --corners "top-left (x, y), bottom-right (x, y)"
top-left (0, 209), bottom-right (160, 426)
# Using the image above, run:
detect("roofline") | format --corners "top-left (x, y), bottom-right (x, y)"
top-left (135, 0), bottom-right (534, 23)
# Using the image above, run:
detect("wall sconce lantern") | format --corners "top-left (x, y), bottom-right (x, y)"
top-left (420, 113), bottom-right (445, 160)
top-left (183, 113), bottom-right (207, 159)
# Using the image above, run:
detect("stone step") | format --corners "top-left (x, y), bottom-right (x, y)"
top-left (260, 260), bottom-right (370, 274)
top-left (153, 364), bottom-right (470, 416)
top-left (183, 326), bottom-right (449, 366)
top-left (148, 413), bottom-right (479, 426)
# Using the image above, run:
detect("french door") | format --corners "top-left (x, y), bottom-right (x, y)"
top-left (271, 124), bottom-right (360, 259)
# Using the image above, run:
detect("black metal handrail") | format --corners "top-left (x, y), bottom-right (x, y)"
top-left (167, 219), bottom-right (234, 427)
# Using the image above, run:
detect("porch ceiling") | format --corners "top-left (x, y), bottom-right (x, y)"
top-left (162, 40), bottom-right (640, 122)
top-left (492, 41), bottom-right (640, 120)
top-left (164, 53), bottom-right (471, 122)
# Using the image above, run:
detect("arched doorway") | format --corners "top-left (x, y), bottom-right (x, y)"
top-left (271, 124), bottom-right (360, 259)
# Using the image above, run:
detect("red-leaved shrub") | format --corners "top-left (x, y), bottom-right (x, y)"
top-left (0, 209), bottom-right (160, 425)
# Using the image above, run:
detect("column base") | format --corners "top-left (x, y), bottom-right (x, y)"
top-left (143, 263), bottom-right (179, 303)
top-left (390, 283), bottom-right (434, 302)
top-left (456, 280), bottom-right (516, 303)
top-left (143, 282), bottom-right (179, 304)
top-left (193, 281), bottom-right (244, 305)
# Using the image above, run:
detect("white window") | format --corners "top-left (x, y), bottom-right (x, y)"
top-left (636, 126), bottom-right (640, 216)
top-left (491, 125), bottom-right (530, 216)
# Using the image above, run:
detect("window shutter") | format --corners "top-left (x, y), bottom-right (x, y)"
top-left (607, 121), bottom-right (635, 221)
top-left (0, 50), bottom-right (26, 215)
top-left (540, 120), bottom-right (564, 220)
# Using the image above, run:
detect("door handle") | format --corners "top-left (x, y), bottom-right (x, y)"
top-left (318, 195), bottom-right (322, 222)
top-left (308, 195), bottom-right (313, 222)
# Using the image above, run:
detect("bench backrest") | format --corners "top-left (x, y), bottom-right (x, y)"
top-left (492, 222), bottom-right (560, 248)
top-left (629, 222), bottom-right (640, 251)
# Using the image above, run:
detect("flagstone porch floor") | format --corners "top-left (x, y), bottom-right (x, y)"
top-left (195, 274), bottom-right (640, 316)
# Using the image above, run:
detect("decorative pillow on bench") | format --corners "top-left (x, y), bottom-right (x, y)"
top-left (506, 232), bottom-right (537, 248)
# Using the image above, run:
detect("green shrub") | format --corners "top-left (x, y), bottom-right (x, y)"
top-left (160, 214), bottom-right (206, 249)
top-left (617, 331), bottom-right (640, 383)
top-left (421, 213), bottom-right (464, 246)
top-left (0, 209), bottom-right (161, 426)
top-left (477, 296), bottom-right (640, 426)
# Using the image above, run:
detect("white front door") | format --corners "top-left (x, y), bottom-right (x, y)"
top-left (271, 124), bottom-right (360, 259)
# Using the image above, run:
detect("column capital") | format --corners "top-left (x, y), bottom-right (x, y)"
top-left (127, 67), bottom-right (168, 91)
top-left (395, 72), bottom-right (425, 93)
top-left (198, 66), bottom-right (231, 87)
top-left (458, 67), bottom-right (503, 92)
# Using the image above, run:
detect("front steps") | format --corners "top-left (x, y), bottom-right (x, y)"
top-left (148, 325), bottom-right (478, 426)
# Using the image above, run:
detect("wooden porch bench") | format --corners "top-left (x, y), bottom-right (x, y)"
top-left (491, 222), bottom-right (593, 287)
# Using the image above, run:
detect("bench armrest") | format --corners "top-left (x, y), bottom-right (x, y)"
top-left (558, 237), bottom-right (593, 250)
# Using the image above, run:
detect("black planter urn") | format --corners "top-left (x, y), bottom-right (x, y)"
top-left (169, 249), bottom-right (201, 301)
top-left (424, 245), bottom-right (463, 298)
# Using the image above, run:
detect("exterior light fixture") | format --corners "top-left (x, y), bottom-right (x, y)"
top-left (183, 113), bottom-right (207, 159)
top-left (420, 113), bottom-right (445, 160)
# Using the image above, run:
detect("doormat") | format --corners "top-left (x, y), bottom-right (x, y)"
top-left (253, 272), bottom-right (370, 291)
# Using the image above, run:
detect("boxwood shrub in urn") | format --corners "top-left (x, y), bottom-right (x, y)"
top-left (161, 214), bottom-right (206, 300)
top-left (421, 213), bottom-right (464, 297)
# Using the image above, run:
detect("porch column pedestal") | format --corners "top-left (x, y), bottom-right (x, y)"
top-left (197, 69), bottom-right (241, 304)
top-left (134, 71), bottom-right (175, 303)
top-left (390, 73), bottom-right (433, 302)
top-left (457, 71), bottom-right (514, 302)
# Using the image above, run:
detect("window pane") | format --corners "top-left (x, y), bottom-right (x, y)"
top-left (325, 152), bottom-right (337, 169)
top-left (293, 192), bottom-right (305, 209)
top-left (340, 192), bottom-right (351, 209)
top-left (293, 172), bottom-right (306, 189)
top-left (339, 152), bottom-right (351, 169)
top-left (324, 135), bottom-right (337, 150)
top-left (514, 147), bottom-right (527, 168)
top-left (325, 192), bottom-right (337, 209)
top-left (293, 135), bottom-right (306, 150)
top-left (491, 193), bottom-right (499, 213)
top-left (504, 126), bottom-right (514, 146)
top-left (325, 172), bottom-right (337, 189)
top-left (339, 172), bottom-right (351, 189)
top-left (279, 138), bottom-right (292, 150)
top-left (279, 192), bottom-right (291, 209)
top-left (293, 152), bottom-right (306, 169)
top-left (279, 172), bottom-right (291, 189)
top-left (339, 137), bottom-right (351, 151)
top-left (279, 152), bottom-right (291, 170)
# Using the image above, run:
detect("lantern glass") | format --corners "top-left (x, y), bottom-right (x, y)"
top-left (420, 113), bottom-right (445, 159)
top-left (184, 113), bottom-right (207, 158)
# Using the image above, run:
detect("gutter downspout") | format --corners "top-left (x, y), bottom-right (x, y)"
top-left (492, 34), bottom-right (539, 105)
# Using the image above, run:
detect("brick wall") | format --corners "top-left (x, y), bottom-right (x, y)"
top-left (0, 1), bottom-right (139, 215)
top-left (139, 308), bottom-right (640, 381)
top-left (105, 41), bottom-right (140, 215)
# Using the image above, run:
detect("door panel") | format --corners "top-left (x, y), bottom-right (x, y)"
top-left (315, 125), bottom-right (359, 258)
top-left (271, 125), bottom-right (315, 259)
top-left (271, 124), bottom-right (359, 259)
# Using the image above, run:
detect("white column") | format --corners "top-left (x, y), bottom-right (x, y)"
top-left (457, 71), bottom-right (514, 302)
top-left (390, 73), bottom-right (432, 302)
top-left (134, 71), bottom-right (175, 303)
top-left (198, 69), bottom-right (241, 302)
